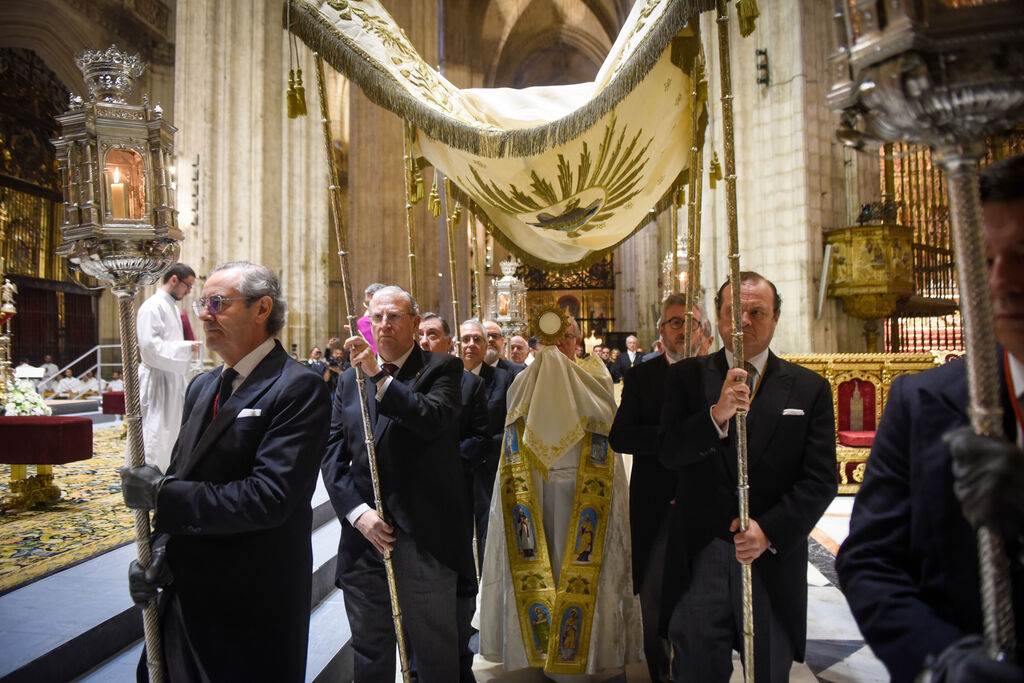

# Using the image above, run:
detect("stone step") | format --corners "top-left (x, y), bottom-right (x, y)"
top-left (71, 588), bottom-right (352, 683)
top-left (0, 481), bottom-right (343, 683)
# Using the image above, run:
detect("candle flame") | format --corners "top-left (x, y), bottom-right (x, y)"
top-left (112, 167), bottom-right (120, 183)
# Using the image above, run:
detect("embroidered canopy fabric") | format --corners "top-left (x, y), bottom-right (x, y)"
top-left (289, 0), bottom-right (711, 267)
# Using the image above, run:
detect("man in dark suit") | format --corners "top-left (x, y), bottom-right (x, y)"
top-left (120, 261), bottom-right (330, 682)
top-left (419, 312), bottom-right (488, 682)
top-left (461, 319), bottom-right (514, 559)
top-left (322, 286), bottom-right (474, 683)
top-left (836, 156), bottom-right (1024, 682)
top-left (610, 293), bottom-right (697, 683)
top-left (483, 319), bottom-right (526, 377)
top-left (613, 334), bottom-right (643, 381)
top-left (658, 272), bottom-right (837, 682)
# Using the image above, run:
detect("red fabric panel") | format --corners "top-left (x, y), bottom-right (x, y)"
top-left (181, 310), bottom-right (195, 341)
top-left (102, 391), bottom-right (126, 415)
top-left (0, 416), bottom-right (93, 464)
top-left (838, 430), bottom-right (876, 447)
top-left (836, 379), bottom-right (877, 432)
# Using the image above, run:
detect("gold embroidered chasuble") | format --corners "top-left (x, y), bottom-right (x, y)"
top-left (494, 346), bottom-right (630, 675)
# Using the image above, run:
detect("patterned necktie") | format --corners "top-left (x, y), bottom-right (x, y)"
top-left (744, 361), bottom-right (757, 394)
top-left (383, 362), bottom-right (399, 377)
top-left (215, 367), bottom-right (239, 416)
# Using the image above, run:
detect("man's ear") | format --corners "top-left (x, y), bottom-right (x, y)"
top-left (255, 295), bottom-right (273, 323)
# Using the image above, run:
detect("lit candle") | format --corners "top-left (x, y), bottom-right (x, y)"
top-left (110, 167), bottom-right (127, 219)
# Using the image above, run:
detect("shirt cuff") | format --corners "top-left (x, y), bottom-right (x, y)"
top-left (345, 503), bottom-right (373, 527)
top-left (710, 406), bottom-right (729, 439)
top-left (374, 375), bottom-right (393, 401)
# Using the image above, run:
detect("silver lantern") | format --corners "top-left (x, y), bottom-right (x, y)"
top-left (492, 257), bottom-right (527, 338)
top-left (51, 44), bottom-right (180, 682)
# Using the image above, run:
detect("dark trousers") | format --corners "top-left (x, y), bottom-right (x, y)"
top-left (341, 529), bottom-right (460, 683)
top-left (668, 537), bottom-right (794, 683)
top-left (473, 456), bottom-right (498, 561)
top-left (639, 516), bottom-right (673, 683)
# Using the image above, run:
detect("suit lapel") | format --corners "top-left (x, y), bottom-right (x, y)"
top-left (371, 346), bottom-right (427, 443)
top-left (178, 344), bottom-right (286, 479)
top-left (168, 373), bottom-right (219, 477)
top-left (746, 352), bottom-right (793, 467)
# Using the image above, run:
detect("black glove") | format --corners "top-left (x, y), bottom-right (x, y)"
top-left (944, 426), bottom-right (1024, 542)
top-left (119, 464), bottom-right (167, 510)
top-left (920, 634), bottom-right (1024, 682)
top-left (128, 544), bottom-right (173, 607)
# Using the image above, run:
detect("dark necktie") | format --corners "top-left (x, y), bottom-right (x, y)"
top-left (383, 362), bottom-right (399, 377)
top-left (215, 367), bottom-right (239, 417)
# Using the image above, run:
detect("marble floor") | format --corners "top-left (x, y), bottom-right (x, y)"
top-left (469, 495), bottom-right (889, 682)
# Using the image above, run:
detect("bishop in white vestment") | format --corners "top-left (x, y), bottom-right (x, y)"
top-left (479, 317), bottom-right (641, 681)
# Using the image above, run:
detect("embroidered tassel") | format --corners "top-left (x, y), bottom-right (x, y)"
top-left (413, 170), bottom-right (425, 204)
top-left (294, 69), bottom-right (308, 116)
top-left (737, 0), bottom-right (759, 38)
top-left (286, 69), bottom-right (299, 119)
top-left (428, 171), bottom-right (442, 217)
top-left (709, 153), bottom-right (723, 189)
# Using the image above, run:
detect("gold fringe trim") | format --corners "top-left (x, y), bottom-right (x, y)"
top-left (286, 0), bottom-right (715, 159)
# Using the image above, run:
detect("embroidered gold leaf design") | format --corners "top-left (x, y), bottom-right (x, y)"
top-left (460, 114), bottom-right (652, 237)
top-left (338, 3), bottom-right (457, 115)
top-left (519, 571), bottom-right (549, 591)
top-left (565, 575), bottom-right (592, 594)
top-left (581, 478), bottom-right (608, 496)
top-left (504, 474), bottom-right (529, 495)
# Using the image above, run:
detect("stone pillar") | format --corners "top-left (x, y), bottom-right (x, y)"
top-left (614, 216), bottom-right (662, 346)
top-left (174, 0), bottom-right (330, 357)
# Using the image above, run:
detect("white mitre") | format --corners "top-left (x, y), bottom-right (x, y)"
top-left (505, 344), bottom-right (616, 476)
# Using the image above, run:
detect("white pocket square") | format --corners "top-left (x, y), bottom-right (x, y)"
top-left (782, 408), bottom-right (804, 416)
top-left (237, 408), bottom-right (262, 418)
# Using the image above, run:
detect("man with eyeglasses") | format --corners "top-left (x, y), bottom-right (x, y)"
top-left (136, 262), bottom-right (201, 472)
top-left (483, 319), bottom-right (526, 377)
top-left (119, 261), bottom-right (331, 682)
top-left (322, 285), bottom-right (474, 683)
top-left (609, 293), bottom-right (710, 683)
top-left (657, 272), bottom-right (837, 682)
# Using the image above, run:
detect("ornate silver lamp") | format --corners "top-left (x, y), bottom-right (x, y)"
top-left (661, 239), bottom-right (688, 300)
top-left (51, 44), bottom-right (181, 681)
top-left (493, 257), bottom-right (527, 337)
top-left (828, 0), bottom-right (1024, 661)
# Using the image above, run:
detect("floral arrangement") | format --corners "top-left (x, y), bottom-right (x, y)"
top-left (3, 378), bottom-right (52, 416)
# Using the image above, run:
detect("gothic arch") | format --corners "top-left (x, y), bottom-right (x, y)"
top-left (478, 0), bottom-right (626, 87)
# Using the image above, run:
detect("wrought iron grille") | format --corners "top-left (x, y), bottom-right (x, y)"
top-left (882, 133), bottom-right (1024, 353)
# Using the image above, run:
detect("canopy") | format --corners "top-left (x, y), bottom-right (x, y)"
top-left (289, 0), bottom-right (710, 268)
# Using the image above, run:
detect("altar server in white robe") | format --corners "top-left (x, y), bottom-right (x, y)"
top-left (137, 263), bottom-right (199, 472)
top-left (479, 312), bottom-right (642, 681)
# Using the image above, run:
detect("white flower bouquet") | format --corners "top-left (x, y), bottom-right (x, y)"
top-left (3, 378), bottom-right (52, 416)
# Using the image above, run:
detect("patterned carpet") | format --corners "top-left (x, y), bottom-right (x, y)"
top-left (0, 425), bottom-right (133, 593)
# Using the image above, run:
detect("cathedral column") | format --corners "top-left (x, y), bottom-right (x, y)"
top-left (614, 218), bottom-right (662, 346)
top-left (173, 0), bottom-right (330, 357)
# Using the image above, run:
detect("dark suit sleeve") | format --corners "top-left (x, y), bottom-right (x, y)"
top-left (836, 375), bottom-right (965, 681)
top-left (156, 370), bottom-right (331, 535)
top-left (378, 354), bottom-right (462, 440)
top-left (321, 370), bottom-right (366, 521)
top-left (658, 360), bottom-right (728, 469)
top-left (461, 377), bottom-right (490, 469)
top-left (609, 365), bottom-right (653, 456)
top-left (755, 374), bottom-right (838, 555)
